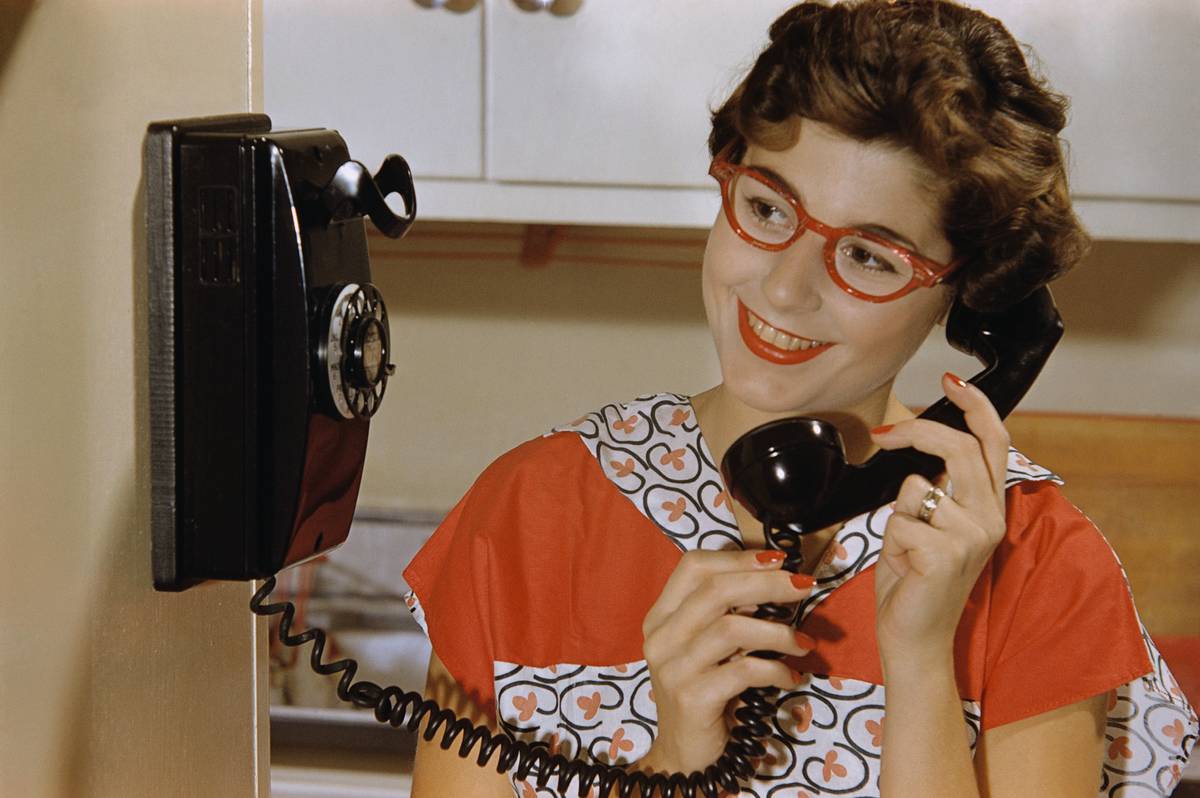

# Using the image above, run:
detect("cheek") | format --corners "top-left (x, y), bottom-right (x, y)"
top-left (844, 298), bottom-right (945, 360)
top-left (702, 218), bottom-right (759, 288)
top-left (700, 248), bottom-right (731, 323)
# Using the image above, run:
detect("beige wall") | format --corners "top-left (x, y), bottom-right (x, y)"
top-left (359, 229), bottom-right (1200, 512)
top-left (0, 2), bottom-right (267, 796)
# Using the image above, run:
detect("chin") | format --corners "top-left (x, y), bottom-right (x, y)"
top-left (721, 359), bottom-right (827, 416)
top-left (719, 344), bottom-right (892, 420)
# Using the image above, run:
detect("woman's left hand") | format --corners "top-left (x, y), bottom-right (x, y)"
top-left (869, 372), bottom-right (1011, 669)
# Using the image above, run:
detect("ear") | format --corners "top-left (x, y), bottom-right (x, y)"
top-left (935, 291), bottom-right (956, 327)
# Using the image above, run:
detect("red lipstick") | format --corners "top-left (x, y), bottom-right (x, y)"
top-left (737, 300), bottom-right (834, 365)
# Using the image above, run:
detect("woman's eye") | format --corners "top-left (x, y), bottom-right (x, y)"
top-left (842, 243), bottom-right (896, 272)
top-left (747, 197), bottom-right (788, 226)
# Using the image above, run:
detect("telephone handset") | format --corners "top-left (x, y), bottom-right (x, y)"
top-left (720, 287), bottom-right (1064, 548)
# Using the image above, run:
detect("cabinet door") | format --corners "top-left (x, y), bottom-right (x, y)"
top-left (487, 0), bottom-right (796, 187)
top-left (264, 0), bottom-right (483, 179)
top-left (974, 0), bottom-right (1199, 201)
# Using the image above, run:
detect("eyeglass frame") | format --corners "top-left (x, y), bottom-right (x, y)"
top-left (708, 144), bottom-right (962, 303)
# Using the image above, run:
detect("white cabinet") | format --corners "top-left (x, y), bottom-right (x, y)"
top-left (264, 0), bottom-right (1200, 240)
top-left (973, 0), bottom-right (1200, 202)
top-left (487, 0), bottom-right (795, 187)
top-left (264, 0), bottom-right (483, 179)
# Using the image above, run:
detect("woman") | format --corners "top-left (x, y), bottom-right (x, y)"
top-left (404, 2), bottom-right (1197, 796)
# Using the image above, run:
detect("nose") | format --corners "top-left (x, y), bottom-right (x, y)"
top-left (760, 231), bottom-right (826, 312)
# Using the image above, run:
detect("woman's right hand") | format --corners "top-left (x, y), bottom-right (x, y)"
top-left (636, 549), bottom-right (817, 776)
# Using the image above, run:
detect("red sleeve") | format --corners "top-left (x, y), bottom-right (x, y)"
top-left (980, 481), bottom-right (1152, 730)
top-left (402, 482), bottom-right (498, 717)
top-left (401, 432), bottom-right (680, 722)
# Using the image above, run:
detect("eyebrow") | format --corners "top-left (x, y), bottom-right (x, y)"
top-left (750, 163), bottom-right (923, 253)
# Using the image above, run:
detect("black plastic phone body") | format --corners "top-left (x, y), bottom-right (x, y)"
top-left (721, 288), bottom-right (1064, 537)
top-left (146, 114), bottom-right (410, 591)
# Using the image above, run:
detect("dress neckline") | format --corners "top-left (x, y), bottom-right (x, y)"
top-left (684, 394), bottom-right (848, 579)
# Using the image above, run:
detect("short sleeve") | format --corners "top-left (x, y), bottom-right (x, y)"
top-left (402, 482), bottom-right (499, 717)
top-left (401, 433), bottom-right (573, 720)
top-left (980, 481), bottom-right (1152, 730)
top-left (401, 431), bottom-right (680, 722)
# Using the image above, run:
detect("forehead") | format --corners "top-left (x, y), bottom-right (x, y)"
top-left (743, 121), bottom-right (947, 253)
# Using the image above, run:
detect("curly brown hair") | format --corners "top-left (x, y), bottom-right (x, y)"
top-left (709, 0), bottom-right (1091, 311)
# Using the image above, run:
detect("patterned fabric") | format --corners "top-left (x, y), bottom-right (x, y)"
top-left (404, 393), bottom-right (1197, 797)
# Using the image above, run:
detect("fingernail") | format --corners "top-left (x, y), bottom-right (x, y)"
top-left (794, 631), bottom-right (817, 650)
top-left (944, 371), bottom-right (968, 389)
top-left (790, 668), bottom-right (805, 685)
top-left (756, 550), bottom-right (786, 566)
top-left (790, 573), bottom-right (815, 590)
top-left (871, 424), bottom-right (894, 435)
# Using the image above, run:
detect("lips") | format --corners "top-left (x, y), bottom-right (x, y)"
top-left (737, 300), bottom-right (834, 365)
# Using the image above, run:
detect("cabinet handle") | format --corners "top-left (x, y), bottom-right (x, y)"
top-left (412, 0), bottom-right (479, 12)
top-left (512, 0), bottom-right (583, 14)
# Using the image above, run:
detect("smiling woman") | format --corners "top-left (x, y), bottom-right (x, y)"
top-left (401, 2), bottom-right (1197, 797)
top-left (701, 123), bottom-right (955, 419)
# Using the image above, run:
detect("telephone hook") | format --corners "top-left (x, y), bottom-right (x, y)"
top-left (322, 154), bottom-right (417, 239)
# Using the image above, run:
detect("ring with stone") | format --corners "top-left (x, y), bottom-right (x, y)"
top-left (917, 484), bottom-right (947, 524)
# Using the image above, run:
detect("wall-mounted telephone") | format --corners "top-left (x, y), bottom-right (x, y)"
top-left (145, 114), bottom-right (1062, 798)
top-left (146, 113), bottom-right (415, 590)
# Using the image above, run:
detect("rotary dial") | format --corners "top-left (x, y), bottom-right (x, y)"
top-left (321, 283), bottom-right (394, 420)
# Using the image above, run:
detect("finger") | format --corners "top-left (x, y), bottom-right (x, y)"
top-left (896, 475), bottom-right (1002, 551)
top-left (881, 512), bottom-right (965, 577)
top-left (929, 496), bottom-right (1003, 548)
top-left (940, 372), bottom-right (1011, 497)
top-left (670, 569), bottom-right (814, 632)
top-left (647, 569), bottom-right (814, 651)
top-left (894, 468), bottom-right (1008, 568)
top-left (895, 473), bottom-right (944, 525)
top-left (871, 417), bottom-right (994, 514)
top-left (643, 549), bottom-right (787, 636)
top-left (879, 505), bottom-right (911, 578)
top-left (700, 655), bottom-right (801, 705)
top-left (896, 473), bottom-right (965, 529)
top-left (685, 614), bottom-right (816, 668)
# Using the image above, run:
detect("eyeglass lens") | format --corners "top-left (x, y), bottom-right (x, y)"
top-left (729, 171), bottom-right (916, 297)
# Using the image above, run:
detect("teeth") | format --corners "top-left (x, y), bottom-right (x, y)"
top-left (747, 309), bottom-right (824, 351)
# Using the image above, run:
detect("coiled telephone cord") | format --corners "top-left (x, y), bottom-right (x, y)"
top-left (251, 525), bottom-right (803, 798)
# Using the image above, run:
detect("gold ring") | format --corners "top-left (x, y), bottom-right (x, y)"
top-left (917, 485), bottom-right (947, 524)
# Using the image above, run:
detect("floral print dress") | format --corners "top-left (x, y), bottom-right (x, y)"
top-left (404, 393), bottom-right (1197, 797)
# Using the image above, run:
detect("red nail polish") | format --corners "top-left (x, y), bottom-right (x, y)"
top-left (871, 424), bottom-right (894, 435)
top-left (790, 573), bottom-right (815, 590)
top-left (789, 668), bottom-right (804, 685)
top-left (944, 372), bottom-right (968, 389)
top-left (794, 631), bottom-right (817, 650)
top-left (756, 550), bottom-right (786, 565)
